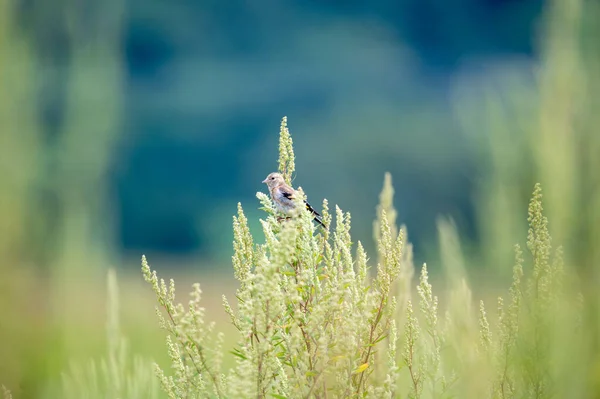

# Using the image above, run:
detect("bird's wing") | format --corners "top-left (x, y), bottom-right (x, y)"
top-left (275, 185), bottom-right (296, 207)
top-left (278, 184), bottom-right (296, 200)
top-left (278, 184), bottom-right (325, 227)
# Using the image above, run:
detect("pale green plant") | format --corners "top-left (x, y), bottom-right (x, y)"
top-left (142, 118), bottom-right (593, 398)
top-left (143, 118), bottom-right (409, 398)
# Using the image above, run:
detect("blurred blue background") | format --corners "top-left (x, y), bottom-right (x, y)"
top-left (23, 0), bottom-right (544, 263)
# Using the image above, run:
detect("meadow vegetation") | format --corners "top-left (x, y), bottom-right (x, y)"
top-left (134, 120), bottom-right (595, 398)
top-left (2, 0), bottom-right (600, 396)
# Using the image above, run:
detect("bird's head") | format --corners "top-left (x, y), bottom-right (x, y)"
top-left (262, 172), bottom-right (285, 188)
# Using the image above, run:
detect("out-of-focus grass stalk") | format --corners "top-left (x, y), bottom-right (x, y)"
top-left (60, 269), bottom-right (160, 399)
top-left (455, 0), bottom-right (600, 278)
top-left (529, 2), bottom-right (600, 366)
top-left (453, 0), bottom-right (600, 388)
top-left (534, 0), bottom-right (582, 260)
top-left (580, 5), bottom-right (600, 381)
top-left (1, 0), bottom-right (125, 394)
top-left (0, 0), bottom-right (43, 394)
top-left (48, 0), bottom-right (125, 393)
top-left (534, 2), bottom-right (600, 382)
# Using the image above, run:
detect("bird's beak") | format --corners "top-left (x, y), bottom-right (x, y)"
top-left (262, 178), bottom-right (268, 184)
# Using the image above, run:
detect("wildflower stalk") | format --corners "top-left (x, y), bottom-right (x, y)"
top-left (278, 116), bottom-right (295, 185)
top-left (417, 265), bottom-right (441, 396)
top-left (142, 256), bottom-right (224, 398)
top-left (403, 300), bottom-right (422, 398)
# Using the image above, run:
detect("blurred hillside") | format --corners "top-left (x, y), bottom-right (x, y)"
top-left (13, 0), bottom-right (544, 264)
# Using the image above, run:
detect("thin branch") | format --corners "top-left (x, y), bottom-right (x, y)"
top-left (355, 293), bottom-right (387, 396)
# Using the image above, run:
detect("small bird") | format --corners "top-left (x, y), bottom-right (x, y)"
top-left (262, 172), bottom-right (325, 228)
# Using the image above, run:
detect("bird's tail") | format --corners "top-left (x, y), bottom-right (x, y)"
top-left (313, 215), bottom-right (326, 228)
top-left (305, 201), bottom-right (326, 228)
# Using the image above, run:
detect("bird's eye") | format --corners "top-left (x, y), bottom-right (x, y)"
top-left (270, 177), bottom-right (274, 180)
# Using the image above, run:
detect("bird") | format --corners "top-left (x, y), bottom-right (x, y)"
top-left (262, 172), bottom-right (326, 228)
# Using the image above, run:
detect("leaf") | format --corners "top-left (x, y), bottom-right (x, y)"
top-left (271, 395), bottom-right (288, 399)
top-left (235, 294), bottom-right (246, 304)
top-left (372, 334), bottom-right (388, 345)
top-left (230, 349), bottom-right (247, 360)
top-left (352, 363), bottom-right (369, 374)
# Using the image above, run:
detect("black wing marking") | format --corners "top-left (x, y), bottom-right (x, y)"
top-left (281, 190), bottom-right (295, 200)
top-left (305, 200), bottom-right (326, 228)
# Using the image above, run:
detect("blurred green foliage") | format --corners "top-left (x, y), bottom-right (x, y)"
top-left (1, 0), bottom-right (124, 395)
